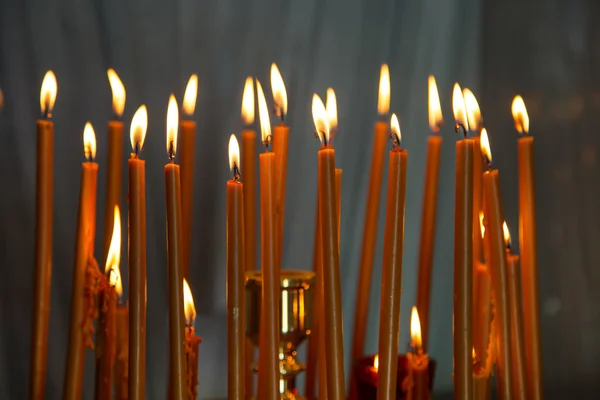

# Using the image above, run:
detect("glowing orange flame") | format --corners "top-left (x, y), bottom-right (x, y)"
top-left (83, 122), bottom-right (96, 160)
top-left (183, 74), bottom-right (198, 116)
top-left (390, 113), bottom-right (401, 143)
top-left (40, 70), bottom-right (57, 116)
top-left (428, 75), bottom-right (443, 131)
top-left (270, 63), bottom-right (287, 117)
top-left (130, 105), bottom-right (148, 152)
top-left (378, 64), bottom-right (390, 115)
top-left (480, 128), bottom-right (491, 164)
top-left (166, 95), bottom-right (179, 157)
top-left (326, 88), bottom-right (337, 134)
top-left (256, 79), bottom-right (271, 145)
top-left (411, 306), bottom-right (422, 348)
top-left (479, 211), bottom-right (485, 239)
top-left (241, 77), bottom-right (255, 125)
top-left (511, 95), bottom-right (529, 134)
top-left (312, 94), bottom-right (329, 145)
top-left (105, 206), bottom-right (123, 296)
top-left (183, 278), bottom-right (196, 325)
top-left (452, 83), bottom-right (469, 131)
top-left (107, 69), bottom-right (126, 117)
top-left (373, 354), bottom-right (379, 371)
top-left (503, 221), bottom-right (511, 248)
top-left (229, 134), bottom-right (240, 173)
top-left (463, 88), bottom-right (481, 131)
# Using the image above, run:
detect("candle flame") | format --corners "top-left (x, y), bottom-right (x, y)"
top-left (105, 206), bottom-right (123, 296)
top-left (452, 83), bottom-right (469, 131)
top-left (270, 63), bottom-right (288, 117)
top-left (229, 134), bottom-right (240, 173)
top-left (312, 94), bottom-right (329, 145)
top-left (166, 95), bottom-right (179, 157)
top-left (130, 105), bottom-right (148, 152)
top-left (373, 355), bottom-right (379, 371)
top-left (183, 278), bottom-right (196, 325)
top-left (390, 113), bottom-right (401, 143)
top-left (503, 221), bottom-right (511, 248)
top-left (256, 79), bottom-right (272, 145)
top-left (83, 122), bottom-right (97, 160)
top-left (241, 77), bottom-right (255, 125)
top-left (463, 88), bottom-right (482, 131)
top-left (511, 95), bottom-right (529, 134)
top-left (428, 75), bottom-right (443, 131)
top-left (479, 211), bottom-right (485, 239)
top-left (183, 74), bottom-right (198, 116)
top-left (472, 347), bottom-right (476, 361)
top-left (326, 88), bottom-right (338, 134)
top-left (480, 128), bottom-right (492, 164)
top-left (411, 306), bottom-right (423, 348)
top-left (378, 64), bottom-right (390, 115)
top-left (107, 68), bottom-right (126, 117)
top-left (40, 70), bottom-right (57, 116)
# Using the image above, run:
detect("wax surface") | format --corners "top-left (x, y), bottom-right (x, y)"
top-left (115, 304), bottom-right (129, 400)
top-left (273, 124), bottom-right (289, 271)
top-left (94, 285), bottom-right (117, 400)
top-left (180, 120), bottom-right (196, 278)
top-left (508, 253), bottom-right (527, 399)
top-left (103, 121), bottom-right (124, 261)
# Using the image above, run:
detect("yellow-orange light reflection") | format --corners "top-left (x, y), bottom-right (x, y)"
top-left (378, 64), bottom-right (390, 115)
top-left (105, 206), bottom-right (123, 296)
top-left (183, 74), bottom-right (198, 116)
top-left (256, 79), bottom-right (271, 145)
top-left (463, 88), bottom-right (482, 131)
top-left (183, 278), bottom-right (196, 326)
top-left (166, 95), bottom-right (179, 157)
top-left (511, 95), bottom-right (529, 134)
top-left (241, 77), bottom-right (255, 125)
top-left (452, 83), bottom-right (469, 131)
top-left (83, 122), bottom-right (97, 161)
top-left (411, 306), bottom-right (423, 349)
top-left (312, 94), bottom-right (329, 146)
top-left (107, 69), bottom-right (126, 117)
top-left (428, 75), bottom-right (443, 132)
top-left (270, 63), bottom-right (288, 117)
top-left (228, 134), bottom-right (240, 173)
top-left (130, 105), bottom-right (148, 152)
top-left (40, 70), bottom-right (57, 116)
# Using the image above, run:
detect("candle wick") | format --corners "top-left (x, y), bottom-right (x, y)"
top-left (482, 154), bottom-right (492, 170)
top-left (314, 130), bottom-right (328, 148)
top-left (389, 131), bottom-right (401, 149)
top-left (168, 140), bottom-right (175, 161)
top-left (263, 134), bottom-right (272, 151)
top-left (134, 142), bottom-right (141, 158)
top-left (455, 122), bottom-right (468, 139)
top-left (233, 163), bottom-right (241, 182)
top-left (273, 103), bottom-right (285, 124)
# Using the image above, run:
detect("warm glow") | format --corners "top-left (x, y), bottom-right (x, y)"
top-left (229, 134), bottom-right (240, 172)
top-left (241, 77), bottom-right (255, 125)
top-left (452, 83), bottom-right (469, 131)
top-left (428, 75), bottom-right (443, 131)
top-left (166, 95), bottom-right (179, 157)
top-left (411, 306), bottom-right (423, 348)
top-left (463, 88), bottom-right (482, 131)
top-left (183, 278), bottom-right (196, 325)
top-left (326, 88), bottom-right (337, 134)
top-left (40, 70), bottom-right (57, 115)
top-left (503, 221), bottom-right (511, 248)
top-left (256, 79), bottom-right (271, 144)
top-left (183, 74), bottom-right (198, 116)
top-left (107, 68), bottom-right (126, 117)
top-left (130, 105), bottom-right (148, 152)
top-left (105, 206), bottom-right (123, 296)
top-left (270, 63), bottom-right (288, 117)
top-left (480, 128), bottom-right (492, 163)
top-left (378, 64), bottom-right (390, 115)
top-left (390, 113), bottom-right (401, 143)
top-left (312, 94), bottom-right (329, 145)
top-left (373, 355), bottom-right (379, 371)
top-left (472, 348), bottom-right (476, 360)
top-left (479, 211), bottom-right (485, 239)
top-left (83, 122), bottom-right (97, 160)
top-left (511, 95), bottom-right (529, 133)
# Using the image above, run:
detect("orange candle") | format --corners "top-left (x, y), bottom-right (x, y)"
top-left (183, 279), bottom-right (201, 399)
top-left (512, 96), bottom-right (543, 400)
top-left (452, 84), bottom-right (473, 400)
top-left (352, 64), bottom-right (390, 361)
top-left (128, 105), bottom-right (148, 400)
top-left (115, 303), bottom-right (129, 400)
top-left (64, 123), bottom-right (99, 400)
top-left (415, 76), bottom-right (443, 349)
top-left (407, 308), bottom-right (430, 400)
top-left (227, 134), bottom-right (246, 400)
top-left (473, 352), bottom-right (491, 400)
top-left (256, 80), bottom-right (279, 400)
top-left (313, 94), bottom-right (346, 400)
top-left (180, 74), bottom-right (198, 278)
top-left (30, 71), bottom-right (57, 400)
top-left (472, 262), bottom-right (492, 365)
top-left (95, 206), bottom-right (122, 400)
top-left (480, 129), bottom-right (513, 399)
top-left (376, 114), bottom-right (407, 400)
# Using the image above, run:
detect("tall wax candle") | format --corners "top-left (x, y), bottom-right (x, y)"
top-left (64, 123), bottom-right (99, 400)
top-left (115, 303), bottom-right (129, 400)
top-left (512, 96), bottom-right (542, 400)
top-left (377, 114), bottom-right (407, 400)
top-left (227, 134), bottom-right (246, 400)
top-left (183, 280), bottom-right (201, 399)
top-left (472, 262), bottom-right (492, 365)
top-left (180, 75), bottom-right (198, 278)
top-left (352, 64), bottom-right (390, 361)
top-left (128, 106), bottom-right (148, 400)
top-left (415, 76), bottom-right (443, 349)
top-left (30, 71), bottom-right (57, 400)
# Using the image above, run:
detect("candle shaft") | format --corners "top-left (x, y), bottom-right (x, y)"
top-left (115, 304), bottom-right (129, 400)
top-left (273, 124), bottom-right (289, 270)
top-left (103, 121), bottom-right (124, 260)
top-left (180, 120), bottom-right (196, 278)
top-left (473, 372), bottom-right (491, 400)
top-left (473, 263), bottom-right (492, 365)
top-left (407, 354), bottom-right (430, 400)
top-left (185, 327), bottom-right (201, 399)
top-left (472, 135), bottom-right (484, 265)
top-left (94, 286), bottom-right (118, 400)
top-left (507, 254), bottom-right (527, 399)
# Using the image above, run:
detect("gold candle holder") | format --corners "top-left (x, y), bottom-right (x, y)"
top-left (246, 269), bottom-right (316, 400)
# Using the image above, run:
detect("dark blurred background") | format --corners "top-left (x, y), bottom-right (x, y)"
top-left (0, 0), bottom-right (598, 398)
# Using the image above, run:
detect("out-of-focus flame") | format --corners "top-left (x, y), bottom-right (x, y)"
top-left (378, 64), bottom-right (390, 115)
top-left (107, 69), bottom-right (126, 117)
top-left (390, 113), bottom-right (401, 144)
top-left (452, 83), bottom-right (469, 131)
top-left (229, 134), bottom-right (240, 173)
top-left (428, 75), bottom-right (443, 131)
top-left (480, 128), bottom-right (492, 164)
top-left (105, 206), bottom-right (123, 296)
top-left (183, 278), bottom-right (196, 325)
top-left (463, 88), bottom-right (482, 131)
top-left (503, 221), bottom-right (511, 248)
top-left (511, 95), bottom-right (529, 134)
top-left (312, 94), bottom-right (329, 145)
top-left (40, 70), bottom-right (57, 116)
top-left (130, 105), bottom-right (148, 152)
top-left (373, 354), bottom-right (379, 371)
top-left (472, 347), bottom-right (476, 361)
top-left (241, 77), bottom-right (255, 125)
top-left (83, 122), bottom-right (97, 160)
top-left (270, 63), bottom-right (288, 117)
top-left (256, 79), bottom-right (271, 145)
top-left (183, 74), bottom-right (198, 116)
top-left (166, 95), bottom-right (179, 157)
top-left (326, 88), bottom-right (337, 134)
top-left (479, 211), bottom-right (485, 239)
top-left (411, 306), bottom-right (422, 349)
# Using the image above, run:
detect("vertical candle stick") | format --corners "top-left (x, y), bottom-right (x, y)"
top-left (180, 75), bottom-right (198, 278)
top-left (415, 76), bottom-right (443, 349)
top-left (452, 83), bottom-right (473, 400)
top-left (376, 114), bottom-right (407, 400)
top-left (473, 215), bottom-right (492, 365)
top-left (407, 308), bottom-right (431, 400)
top-left (183, 279), bottom-right (201, 399)
top-left (30, 70), bottom-right (57, 400)
top-left (128, 105), bottom-right (148, 400)
top-left (64, 123), bottom-right (99, 400)
top-left (115, 302), bottom-right (129, 400)
top-left (352, 64), bottom-right (390, 361)
top-left (512, 96), bottom-right (542, 400)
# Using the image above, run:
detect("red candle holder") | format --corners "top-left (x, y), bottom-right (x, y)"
top-left (348, 354), bottom-right (437, 400)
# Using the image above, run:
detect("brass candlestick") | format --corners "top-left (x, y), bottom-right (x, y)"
top-left (246, 269), bottom-right (316, 400)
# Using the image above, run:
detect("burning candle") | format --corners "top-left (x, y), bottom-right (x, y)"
top-left (164, 95), bottom-right (187, 400)
top-left (184, 279), bottom-right (201, 399)
top-left (30, 70), bottom-right (57, 400)
top-left (407, 307), bottom-right (430, 400)
top-left (512, 96), bottom-right (542, 400)
top-left (415, 76), bottom-right (443, 349)
top-left (256, 80), bottom-right (279, 400)
top-left (180, 74), bottom-right (198, 278)
top-left (64, 122), bottom-right (99, 400)
top-left (128, 105), bottom-right (148, 400)
top-left (95, 206), bottom-right (122, 400)
top-left (353, 64), bottom-right (390, 361)
top-left (473, 214), bottom-right (492, 366)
